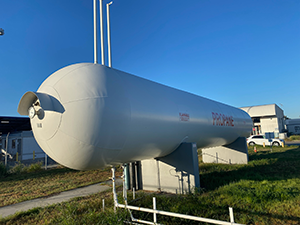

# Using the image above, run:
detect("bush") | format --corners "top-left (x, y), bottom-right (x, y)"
top-left (10, 162), bottom-right (25, 174)
top-left (27, 162), bottom-right (43, 172)
top-left (9, 162), bottom-right (44, 174)
top-left (0, 162), bottom-right (8, 177)
top-left (289, 135), bottom-right (300, 141)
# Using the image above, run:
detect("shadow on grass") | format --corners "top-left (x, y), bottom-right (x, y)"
top-left (237, 206), bottom-right (299, 225)
top-left (0, 164), bottom-right (113, 184)
top-left (200, 146), bottom-right (300, 191)
top-left (249, 146), bottom-right (300, 161)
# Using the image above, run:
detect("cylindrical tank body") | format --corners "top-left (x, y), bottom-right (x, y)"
top-left (18, 63), bottom-right (252, 170)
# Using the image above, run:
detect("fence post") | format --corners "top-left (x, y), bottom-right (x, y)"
top-left (16, 152), bottom-right (18, 162)
top-left (33, 151), bottom-right (35, 160)
top-left (5, 132), bottom-right (10, 166)
top-left (45, 154), bottom-right (48, 170)
top-left (229, 207), bottom-right (234, 223)
top-left (153, 197), bottom-right (157, 223)
top-left (133, 187), bottom-right (135, 199)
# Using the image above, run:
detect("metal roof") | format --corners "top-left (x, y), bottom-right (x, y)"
top-left (0, 116), bottom-right (31, 135)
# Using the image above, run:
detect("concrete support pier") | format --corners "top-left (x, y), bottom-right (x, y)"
top-left (202, 137), bottom-right (248, 164)
top-left (141, 142), bottom-right (200, 194)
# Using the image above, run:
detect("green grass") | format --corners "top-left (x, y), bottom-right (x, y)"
top-left (1, 146), bottom-right (300, 224)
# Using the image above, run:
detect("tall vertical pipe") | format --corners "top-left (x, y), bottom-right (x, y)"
top-left (93, 0), bottom-right (98, 64)
top-left (107, 1), bottom-right (113, 67)
top-left (99, 0), bottom-right (105, 65)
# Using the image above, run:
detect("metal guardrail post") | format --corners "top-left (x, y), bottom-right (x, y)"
top-left (229, 207), bottom-right (234, 223)
top-left (153, 197), bottom-right (157, 223)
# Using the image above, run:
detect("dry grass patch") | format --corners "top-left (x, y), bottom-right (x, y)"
top-left (0, 166), bottom-right (121, 207)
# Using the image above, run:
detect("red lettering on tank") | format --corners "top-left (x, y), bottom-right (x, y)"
top-left (222, 114), bottom-right (226, 126)
top-left (211, 112), bottom-right (234, 127)
top-left (179, 113), bottom-right (190, 121)
top-left (212, 112), bottom-right (216, 125)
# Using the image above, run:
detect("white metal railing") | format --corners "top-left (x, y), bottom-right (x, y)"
top-left (111, 167), bottom-right (244, 225)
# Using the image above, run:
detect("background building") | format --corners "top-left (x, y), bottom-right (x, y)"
top-left (0, 116), bottom-right (46, 164)
top-left (240, 104), bottom-right (285, 138)
top-left (0, 116), bottom-right (31, 135)
top-left (1, 131), bottom-right (45, 161)
top-left (285, 119), bottom-right (300, 135)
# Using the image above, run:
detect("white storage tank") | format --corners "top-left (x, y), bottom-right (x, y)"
top-left (18, 63), bottom-right (252, 170)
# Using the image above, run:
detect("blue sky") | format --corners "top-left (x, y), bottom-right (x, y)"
top-left (1, 0), bottom-right (299, 118)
